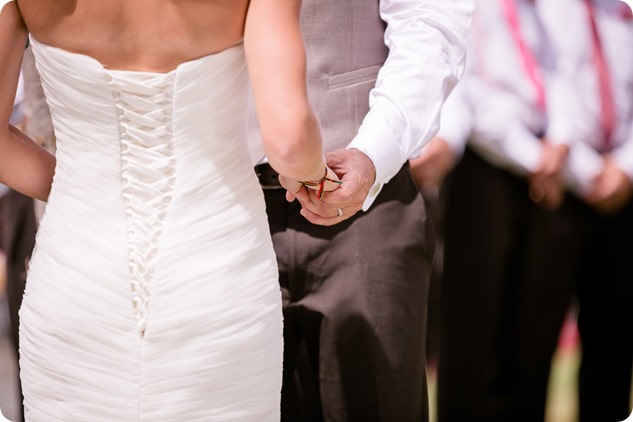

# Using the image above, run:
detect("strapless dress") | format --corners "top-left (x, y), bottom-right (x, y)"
top-left (19, 37), bottom-right (282, 421)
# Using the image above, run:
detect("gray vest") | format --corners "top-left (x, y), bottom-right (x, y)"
top-left (248, 0), bottom-right (388, 163)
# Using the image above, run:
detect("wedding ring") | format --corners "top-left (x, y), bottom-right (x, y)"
top-left (337, 208), bottom-right (343, 217)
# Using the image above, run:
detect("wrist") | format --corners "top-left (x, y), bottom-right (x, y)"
top-left (303, 156), bottom-right (327, 182)
top-left (299, 165), bottom-right (342, 199)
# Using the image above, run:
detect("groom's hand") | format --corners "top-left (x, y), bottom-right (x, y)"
top-left (286, 148), bottom-right (376, 226)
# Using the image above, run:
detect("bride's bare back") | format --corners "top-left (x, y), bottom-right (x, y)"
top-left (2, 0), bottom-right (327, 201)
top-left (18, 0), bottom-right (250, 72)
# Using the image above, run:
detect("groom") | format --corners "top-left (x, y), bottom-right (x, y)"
top-left (249, 1), bottom-right (472, 420)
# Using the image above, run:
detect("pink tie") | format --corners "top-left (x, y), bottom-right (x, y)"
top-left (585, 0), bottom-right (615, 149)
top-left (502, 0), bottom-right (547, 113)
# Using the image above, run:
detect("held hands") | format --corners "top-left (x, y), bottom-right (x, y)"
top-left (279, 148), bottom-right (376, 226)
top-left (585, 155), bottom-right (633, 214)
top-left (528, 141), bottom-right (569, 210)
top-left (298, 166), bottom-right (343, 199)
top-left (279, 166), bottom-right (341, 202)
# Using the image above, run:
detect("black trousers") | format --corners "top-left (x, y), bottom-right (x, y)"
top-left (522, 193), bottom-right (633, 422)
top-left (438, 149), bottom-right (570, 422)
top-left (263, 165), bottom-right (434, 422)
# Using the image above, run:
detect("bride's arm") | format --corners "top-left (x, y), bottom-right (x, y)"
top-left (243, 0), bottom-right (326, 183)
top-left (0, 1), bottom-right (55, 202)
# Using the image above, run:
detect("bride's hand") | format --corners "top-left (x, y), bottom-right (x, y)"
top-left (279, 176), bottom-right (303, 201)
top-left (279, 166), bottom-right (341, 202)
top-left (289, 149), bottom-right (375, 226)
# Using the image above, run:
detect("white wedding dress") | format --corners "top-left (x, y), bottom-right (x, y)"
top-left (19, 37), bottom-right (282, 421)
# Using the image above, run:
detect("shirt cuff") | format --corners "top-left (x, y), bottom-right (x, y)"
top-left (545, 122), bottom-right (573, 147)
top-left (611, 142), bottom-right (633, 182)
top-left (470, 124), bottom-right (541, 176)
top-left (436, 126), bottom-right (468, 157)
top-left (563, 144), bottom-right (603, 196)
top-left (504, 125), bottom-right (542, 174)
top-left (347, 117), bottom-right (406, 211)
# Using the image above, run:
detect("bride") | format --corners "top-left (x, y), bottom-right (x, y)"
top-left (0, 1), bottom-right (338, 420)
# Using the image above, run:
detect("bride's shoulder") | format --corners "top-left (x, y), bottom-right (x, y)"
top-left (1, 0), bottom-right (15, 9)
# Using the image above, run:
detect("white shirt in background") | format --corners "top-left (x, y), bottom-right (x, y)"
top-left (438, 0), bottom-right (571, 177)
top-left (539, 0), bottom-right (633, 194)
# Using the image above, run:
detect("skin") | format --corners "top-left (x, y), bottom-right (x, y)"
top-left (280, 148), bottom-right (376, 225)
top-left (0, 0), bottom-right (332, 201)
top-left (585, 155), bottom-right (633, 214)
top-left (527, 141), bottom-right (632, 215)
top-left (0, 2), bottom-right (51, 201)
top-left (528, 141), bottom-right (569, 210)
top-left (409, 137), bottom-right (572, 211)
top-left (409, 136), bottom-right (457, 193)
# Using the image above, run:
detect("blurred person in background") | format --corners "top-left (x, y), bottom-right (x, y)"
top-left (522, 1), bottom-right (633, 420)
top-left (433, 0), bottom-right (574, 420)
top-left (409, 85), bottom-right (474, 366)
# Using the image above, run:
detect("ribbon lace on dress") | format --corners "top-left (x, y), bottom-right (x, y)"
top-left (106, 71), bottom-right (176, 336)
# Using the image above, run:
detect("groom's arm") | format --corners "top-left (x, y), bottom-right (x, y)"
top-left (294, 0), bottom-right (473, 225)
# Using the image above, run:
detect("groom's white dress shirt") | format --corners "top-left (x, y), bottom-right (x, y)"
top-left (249, 0), bottom-right (473, 210)
top-left (346, 0), bottom-right (473, 209)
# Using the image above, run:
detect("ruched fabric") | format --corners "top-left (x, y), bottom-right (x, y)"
top-left (20, 37), bottom-right (282, 421)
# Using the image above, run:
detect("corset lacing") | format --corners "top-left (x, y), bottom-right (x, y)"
top-left (106, 71), bottom-right (177, 336)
